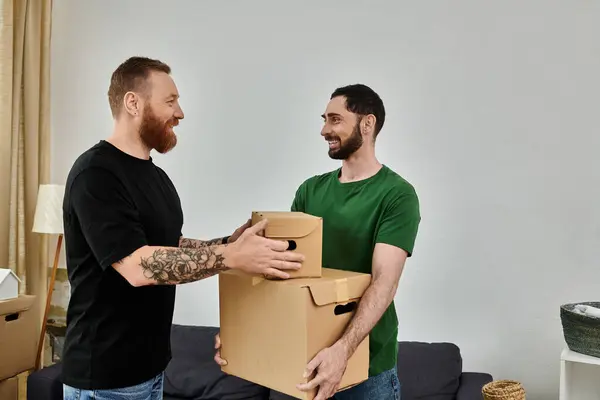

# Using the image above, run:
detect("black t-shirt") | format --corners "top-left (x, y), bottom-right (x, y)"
top-left (61, 140), bottom-right (184, 390)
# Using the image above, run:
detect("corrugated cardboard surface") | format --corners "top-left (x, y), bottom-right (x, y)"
top-left (251, 211), bottom-right (322, 278)
top-left (0, 295), bottom-right (37, 381)
top-left (219, 268), bottom-right (370, 399)
top-left (0, 377), bottom-right (18, 400)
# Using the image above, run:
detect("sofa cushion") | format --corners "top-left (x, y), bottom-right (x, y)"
top-left (26, 362), bottom-right (63, 400)
top-left (396, 341), bottom-right (462, 400)
top-left (164, 324), bottom-right (270, 399)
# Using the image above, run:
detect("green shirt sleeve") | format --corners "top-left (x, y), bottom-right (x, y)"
top-left (375, 191), bottom-right (421, 256)
top-left (290, 182), bottom-right (306, 212)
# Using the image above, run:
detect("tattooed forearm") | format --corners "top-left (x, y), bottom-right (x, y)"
top-left (179, 236), bottom-right (228, 249)
top-left (139, 246), bottom-right (229, 285)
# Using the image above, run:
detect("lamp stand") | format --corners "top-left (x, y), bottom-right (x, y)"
top-left (35, 234), bottom-right (63, 370)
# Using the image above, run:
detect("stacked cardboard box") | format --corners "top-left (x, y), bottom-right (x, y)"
top-left (0, 294), bottom-right (38, 400)
top-left (219, 211), bottom-right (371, 399)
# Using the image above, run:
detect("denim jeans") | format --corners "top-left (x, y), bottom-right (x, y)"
top-left (63, 372), bottom-right (164, 400)
top-left (333, 366), bottom-right (400, 400)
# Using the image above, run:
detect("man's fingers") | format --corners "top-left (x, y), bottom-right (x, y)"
top-left (296, 374), bottom-right (325, 392)
top-left (305, 352), bottom-right (323, 376)
top-left (237, 218), bottom-right (251, 231)
top-left (313, 386), bottom-right (332, 400)
top-left (246, 218), bottom-right (268, 235)
top-left (264, 268), bottom-right (290, 280)
top-left (297, 351), bottom-right (324, 392)
top-left (214, 350), bottom-right (228, 366)
top-left (265, 238), bottom-right (289, 251)
top-left (280, 251), bottom-right (305, 263)
top-left (270, 259), bottom-right (302, 271)
top-left (265, 240), bottom-right (305, 262)
top-left (214, 334), bottom-right (227, 365)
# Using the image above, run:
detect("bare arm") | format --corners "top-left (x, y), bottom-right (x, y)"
top-left (113, 218), bottom-right (305, 286)
top-left (178, 219), bottom-right (249, 249)
top-left (337, 243), bottom-right (408, 358)
top-left (113, 244), bottom-right (230, 286)
top-left (179, 236), bottom-right (229, 248)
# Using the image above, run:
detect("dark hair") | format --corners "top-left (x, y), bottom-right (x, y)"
top-left (108, 56), bottom-right (171, 117)
top-left (330, 84), bottom-right (385, 137)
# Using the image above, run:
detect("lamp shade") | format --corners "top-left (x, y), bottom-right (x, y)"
top-left (32, 184), bottom-right (65, 234)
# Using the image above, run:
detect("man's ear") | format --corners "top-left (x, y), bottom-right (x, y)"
top-left (123, 92), bottom-right (140, 116)
top-left (362, 114), bottom-right (376, 136)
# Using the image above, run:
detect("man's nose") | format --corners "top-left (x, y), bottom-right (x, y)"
top-left (175, 106), bottom-right (184, 120)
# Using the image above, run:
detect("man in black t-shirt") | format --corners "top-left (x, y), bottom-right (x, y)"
top-left (61, 56), bottom-right (304, 400)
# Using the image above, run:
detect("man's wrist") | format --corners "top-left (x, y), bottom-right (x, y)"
top-left (221, 244), bottom-right (238, 270)
top-left (336, 337), bottom-right (354, 361)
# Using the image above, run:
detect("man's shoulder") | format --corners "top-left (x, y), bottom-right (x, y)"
top-left (378, 166), bottom-right (420, 219)
top-left (152, 163), bottom-right (175, 184)
top-left (297, 168), bottom-right (339, 190)
top-left (65, 141), bottom-right (122, 188)
top-left (380, 165), bottom-right (418, 197)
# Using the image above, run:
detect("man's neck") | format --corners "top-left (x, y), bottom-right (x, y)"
top-left (107, 122), bottom-right (151, 160)
top-left (339, 147), bottom-right (382, 183)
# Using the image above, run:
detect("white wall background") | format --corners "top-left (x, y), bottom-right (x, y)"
top-left (50, 1), bottom-right (600, 398)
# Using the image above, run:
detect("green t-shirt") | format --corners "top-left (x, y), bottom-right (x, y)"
top-left (291, 164), bottom-right (421, 377)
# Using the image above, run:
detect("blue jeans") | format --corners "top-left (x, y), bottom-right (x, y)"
top-left (63, 372), bottom-right (164, 400)
top-left (333, 366), bottom-right (400, 400)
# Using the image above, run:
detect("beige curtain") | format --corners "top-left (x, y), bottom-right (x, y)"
top-left (0, 0), bottom-right (52, 314)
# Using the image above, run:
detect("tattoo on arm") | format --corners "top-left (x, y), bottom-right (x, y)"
top-left (139, 246), bottom-right (229, 285)
top-left (179, 236), bottom-right (227, 249)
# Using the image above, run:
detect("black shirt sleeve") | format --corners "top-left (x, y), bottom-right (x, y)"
top-left (68, 167), bottom-right (148, 270)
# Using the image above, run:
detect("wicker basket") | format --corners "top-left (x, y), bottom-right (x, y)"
top-left (560, 302), bottom-right (600, 358)
top-left (482, 380), bottom-right (525, 400)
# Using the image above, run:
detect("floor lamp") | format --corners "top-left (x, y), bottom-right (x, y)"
top-left (32, 184), bottom-right (65, 370)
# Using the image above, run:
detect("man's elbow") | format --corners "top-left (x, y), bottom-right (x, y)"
top-left (112, 262), bottom-right (144, 286)
top-left (383, 282), bottom-right (399, 305)
top-left (111, 249), bottom-right (152, 287)
top-left (372, 277), bottom-right (400, 305)
top-left (128, 274), bottom-right (150, 287)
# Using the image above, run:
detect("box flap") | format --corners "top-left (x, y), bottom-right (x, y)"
top-left (0, 295), bottom-right (36, 316)
top-left (230, 268), bottom-right (371, 304)
top-left (302, 269), bottom-right (371, 306)
top-left (252, 211), bottom-right (322, 239)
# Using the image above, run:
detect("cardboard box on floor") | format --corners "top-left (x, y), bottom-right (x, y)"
top-left (0, 377), bottom-right (18, 400)
top-left (219, 268), bottom-right (371, 400)
top-left (0, 295), bottom-right (38, 381)
top-left (251, 211), bottom-right (322, 278)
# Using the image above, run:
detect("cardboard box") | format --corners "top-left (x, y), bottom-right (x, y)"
top-left (0, 376), bottom-right (18, 400)
top-left (219, 268), bottom-right (371, 399)
top-left (0, 295), bottom-right (38, 381)
top-left (251, 211), bottom-right (322, 278)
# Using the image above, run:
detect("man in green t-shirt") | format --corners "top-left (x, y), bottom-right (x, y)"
top-left (294, 84), bottom-right (421, 400)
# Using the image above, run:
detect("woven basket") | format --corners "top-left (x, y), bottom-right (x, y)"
top-left (560, 302), bottom-right (600, 358)
top-left (482, 380), bottom-right (525, 400)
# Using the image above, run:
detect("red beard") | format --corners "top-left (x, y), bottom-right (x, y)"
top-left (139, 104), bottom-right (178, 154)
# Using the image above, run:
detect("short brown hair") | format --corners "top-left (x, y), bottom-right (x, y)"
top-left (107, 56), bottom-right (171, 117)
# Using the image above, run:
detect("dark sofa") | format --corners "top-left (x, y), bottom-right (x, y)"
top-left (28, 324), bottom-right (492, 400)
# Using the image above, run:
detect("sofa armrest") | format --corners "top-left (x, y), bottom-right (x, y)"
top-left (456, 372), bottom-right (493, 400)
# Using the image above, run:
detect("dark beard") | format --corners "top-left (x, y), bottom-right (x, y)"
top-left (327, 122), bottom-right (363, 160)
top-left (139, 104), bottom-right (178, 154)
